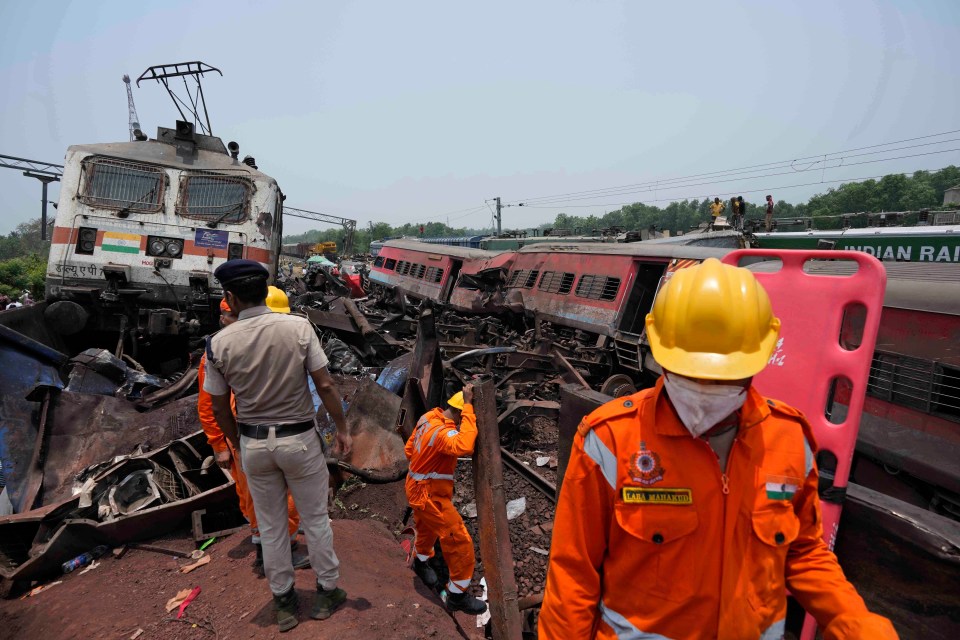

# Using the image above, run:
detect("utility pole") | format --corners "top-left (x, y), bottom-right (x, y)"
top-left (0, 154), bottom-right (64, 241)
top-left (495, 196), bottom-right (502, 235)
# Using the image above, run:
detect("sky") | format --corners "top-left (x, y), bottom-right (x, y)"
top-left (1, 0), bottom-right (959, 237)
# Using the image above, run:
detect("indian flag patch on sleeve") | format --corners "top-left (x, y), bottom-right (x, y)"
top-left (101, 231), bottom-right (142, 254)
top-left (765, 475), bottom-right (801, 500)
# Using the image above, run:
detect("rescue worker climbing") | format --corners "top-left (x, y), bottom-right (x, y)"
top-left (404, 385), bottom-right (488, 615)
top-left (197, 294), bottom-right (308, 575)
top-left (540, 258), bottom-right (897, 640)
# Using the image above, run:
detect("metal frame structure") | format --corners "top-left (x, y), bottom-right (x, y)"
top-left (0, 154), bottom-right (64, 241)
top-left (136, 62), bottom-right (223, 136)
top-left (284, 206), bottom-right (357, 255)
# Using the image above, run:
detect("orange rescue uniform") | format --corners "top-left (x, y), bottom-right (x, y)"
top-left (197, 353), bottom-right (299, 538)
top-left (404, 405), bottom-right (478, 590)
top-left (540, 379), bottom-right (897, 640)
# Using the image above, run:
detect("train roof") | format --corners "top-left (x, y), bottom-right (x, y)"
top-left (382, 238), bottom-right (502, 259)
top-left (746, 259), bottom-right (960, 316)
top-left (514, 241), bottom-right (732, 261)
top-left (66, 135), bottom-right (273, 181)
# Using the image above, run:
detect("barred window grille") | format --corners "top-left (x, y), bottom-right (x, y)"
top-left (79, 157), bottom-right (165, 212)
top-left (507, 269), bottom-right (540, 288)
top-left (411, 263), bottom-right (427, 279)
top-left (425, 266), bottom-right (445, 283)
top-left (867, 351), bottom-right (960, 422)
top-left (538, 271), bottom-right (576, 295)
top-left (576, 275), bottom-right (622, 301)
top-left (177, 174), bottom-right (251, 223)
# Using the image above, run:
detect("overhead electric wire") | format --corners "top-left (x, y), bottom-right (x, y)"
top-left (514, 145), bottom-right (960, 207)
top-left (514, 169), bottom-right (957, 209)
top-left (508, 128), bottom-right (960, 207)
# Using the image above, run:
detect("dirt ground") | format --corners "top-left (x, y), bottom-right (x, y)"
top-left (0, 519), bottom-right (486, 640)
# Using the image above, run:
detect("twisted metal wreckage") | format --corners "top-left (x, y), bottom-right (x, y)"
top-left (1, 248), bottom-right (959, 639)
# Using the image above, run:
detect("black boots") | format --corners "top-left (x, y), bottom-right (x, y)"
top-left (445, 590), bottom-right (488, 614)
top-left (413, 557), bottom-right (439, 588)
top-left (311, 584), bottom-right (347, 620)
top-left (273, 588), bottom-right (299, 632)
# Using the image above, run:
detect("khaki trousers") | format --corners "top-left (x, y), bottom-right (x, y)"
top-left (240, 427), bottom-right (340, 595)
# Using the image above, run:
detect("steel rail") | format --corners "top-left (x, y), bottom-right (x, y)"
top-left (500, 447), bottom-right (557, 503)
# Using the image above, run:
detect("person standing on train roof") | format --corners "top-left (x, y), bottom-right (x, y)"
top-left (737, 195), bottom-right (746, 231)
top-left (709, 197), bottom-right (725, 230)
top-left (539, 258), bottom-right (897, 640)
top-left (766, 194), bottom-right (776, 232)
top-left (204, 260), bottom-right (352, 632)
top-left (404, 385), bottom-right (488, 615)
top-left (197, 294), bottom-right (310, 576)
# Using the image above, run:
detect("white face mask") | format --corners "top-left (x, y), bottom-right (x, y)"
top-left (663, 373), bottom-right (748, 438)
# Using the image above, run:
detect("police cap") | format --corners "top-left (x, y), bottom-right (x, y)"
top-left (214, 259), bottom-right (269, 285)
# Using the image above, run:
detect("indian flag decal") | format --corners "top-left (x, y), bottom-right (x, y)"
top-left (766, 475), bottom-right (800, 500)
top-left (101, 231), bottom-right (141, 254)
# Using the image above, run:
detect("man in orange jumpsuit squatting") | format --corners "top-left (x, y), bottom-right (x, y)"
top-left (540, 258), bottom-right (897, 640)
top-left (405, 385), bottom-right (488, 614)
top-left (197, 293), bottom-right (308, 574)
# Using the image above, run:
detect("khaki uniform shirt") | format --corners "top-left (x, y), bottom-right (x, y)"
top-left (202, 306), bottom-right (329, 424)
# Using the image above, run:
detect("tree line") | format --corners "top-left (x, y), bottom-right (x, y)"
top-left (285, 166), bottom-right (960, 252)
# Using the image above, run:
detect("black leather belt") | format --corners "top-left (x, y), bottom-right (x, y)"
top-left (238, 420), bottom-right (314, 439)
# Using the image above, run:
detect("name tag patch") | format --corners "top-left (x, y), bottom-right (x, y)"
top-left (621, 487), bottom-right (692, 506)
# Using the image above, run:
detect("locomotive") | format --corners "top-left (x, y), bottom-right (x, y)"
top-left (45, 121), bottom-right (283, 360)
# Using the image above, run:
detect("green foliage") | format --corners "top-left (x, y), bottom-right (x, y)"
top-left (0, 219), bottom-right (50, 297)
top-left (0, 254), bottom-right (47, 298)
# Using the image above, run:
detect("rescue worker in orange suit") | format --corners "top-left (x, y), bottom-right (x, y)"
top-left (540, 258), bottom-right (897, 640)
top-left (197, 292), bottom-right (308, 574)
top-left (404, 386), bottom-right (488, 615)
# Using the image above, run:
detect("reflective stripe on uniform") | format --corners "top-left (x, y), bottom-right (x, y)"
top-left (803, 438), bottom-right (814, 477)
top-left (414, 416), bottom-right (431, 452)
top-left (760, 618), bottom-right (785, 640)
top-left (584, 430), bottom-right (618, 490)
top-left (408, 470), bottom-right (454, 481)
top-left (599, 602), bottom-right (673, 640)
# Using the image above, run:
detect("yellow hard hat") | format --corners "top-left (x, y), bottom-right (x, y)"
top-left (447, 391), bottom-right (465, 411)
top-left (644, 258), bottom-right (781, 380)
top-left (266, 286), bottom-right (291, 314)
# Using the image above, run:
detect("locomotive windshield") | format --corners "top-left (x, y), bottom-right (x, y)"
top-left (176, 173), bottom-right (251, 224)
top-left (78, 157), bottom-right (165, 212)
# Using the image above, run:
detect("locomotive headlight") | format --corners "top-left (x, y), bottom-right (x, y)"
top-left (77, 228), bottom-right (97, 254)
top-left (166, 239), bottom-right (183, 258)
top-left (149, 238), bottom-right (168, 256)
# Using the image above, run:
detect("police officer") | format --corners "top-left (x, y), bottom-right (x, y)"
top-left (540, 258), bottom-right (897, 640)
top-left (204, 260), bottom-right (352, 632)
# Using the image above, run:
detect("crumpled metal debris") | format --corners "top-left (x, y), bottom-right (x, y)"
top-left (65, 349), bottom-right (167, 399)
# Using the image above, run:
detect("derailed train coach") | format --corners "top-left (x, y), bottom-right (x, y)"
top-left (371, 238), bottom-right (731, 391)
top-left (45, 123), bottom-right (284, 348)
top-left (369, 239), bottom-right (509, 313)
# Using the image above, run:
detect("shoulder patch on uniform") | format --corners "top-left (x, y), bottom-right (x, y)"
top-left (577, 393), bottom-right (644, 436)
top-left (765, 397), bottom-right (819, 452)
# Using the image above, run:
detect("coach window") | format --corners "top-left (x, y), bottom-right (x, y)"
top-left (177, 173), bottom-right (252, 223)
top-left (538, 271), bottom-right (576, 295)
top-left (373, 256), bottom-right (385, 268)
top-left (384, 258), bottom-right (397, 270)
top-left (425, 266), bottom-right (445, 283)
top-left (576, 274), bottom-right (622, 301)
top-left (78, 157), bottom-right (165, 213)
